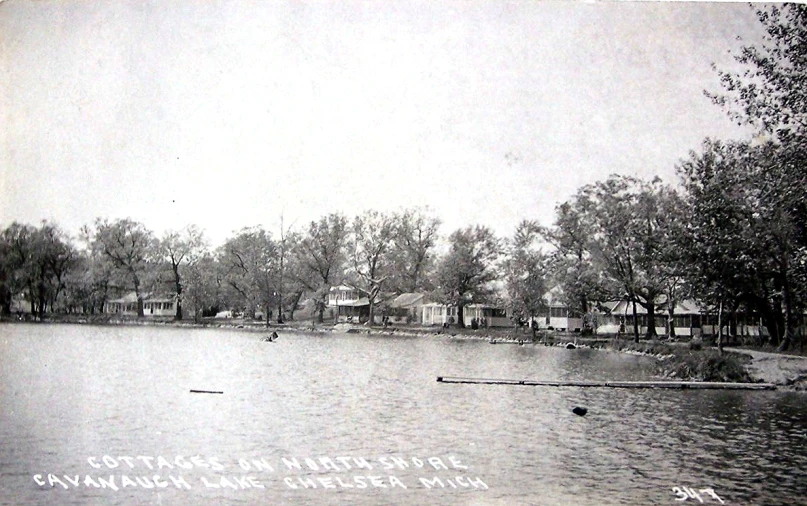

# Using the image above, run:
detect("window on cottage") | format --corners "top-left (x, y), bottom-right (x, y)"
top-left (673, 315), bottom-right (689, 328)
top-left (550, 307), bottom-right (567, 318)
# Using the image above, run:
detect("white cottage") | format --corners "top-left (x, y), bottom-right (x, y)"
top-left (104, 292), bottom-right (176, 316)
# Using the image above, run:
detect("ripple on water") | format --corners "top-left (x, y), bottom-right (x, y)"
top-left (1, 324), bottom-right (806, 506)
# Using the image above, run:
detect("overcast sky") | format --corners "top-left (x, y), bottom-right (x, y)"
top-left (1, 1), bottom-right (764, 246)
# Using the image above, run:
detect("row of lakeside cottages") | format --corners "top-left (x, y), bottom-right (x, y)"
top-left (326, 286), bottom-right (801, 338)
top-left (95, 285), bottom-right (805, 338)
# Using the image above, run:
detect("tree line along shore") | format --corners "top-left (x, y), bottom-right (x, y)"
top-left (2, 6), bottom-right (806, 364)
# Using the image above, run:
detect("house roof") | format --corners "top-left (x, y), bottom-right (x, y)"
top-left (330, 285), bottom-right (361, 292)
top-left (390, 293), bottom-right (426, 308)
top-left (466, 303), bottom-right (504, 309)
top-left (609, 299), bottom-right (705, 315)
top-left (107, 292), bottom-right (175, 303)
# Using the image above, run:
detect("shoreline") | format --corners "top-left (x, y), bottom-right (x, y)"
top-left (3, 315), bottom-right (805, 390)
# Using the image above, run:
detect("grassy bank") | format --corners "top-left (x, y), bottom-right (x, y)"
top-left (599, 340), bottom-right (753, 383)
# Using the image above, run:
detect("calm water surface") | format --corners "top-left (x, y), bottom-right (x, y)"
top-left (1, 323), bottom-right (806, 505)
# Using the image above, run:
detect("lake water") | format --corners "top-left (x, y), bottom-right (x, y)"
top-left (1, 323), bottom-right (806, 506)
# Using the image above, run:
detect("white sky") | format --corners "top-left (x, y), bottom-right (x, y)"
top-left (0, 1), bottom-right (763, 246)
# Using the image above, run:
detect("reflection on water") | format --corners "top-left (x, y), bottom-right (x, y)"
top-left (1, 323), bottom-right (806, 505)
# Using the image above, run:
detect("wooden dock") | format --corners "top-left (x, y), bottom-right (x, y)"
top-left (436, 376), bottom-right (776, 390)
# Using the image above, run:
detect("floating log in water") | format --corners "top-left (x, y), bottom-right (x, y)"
top-left (190, 389), bottom-right (224, 394)
top-left (435, 376), bottom-right (776, 390)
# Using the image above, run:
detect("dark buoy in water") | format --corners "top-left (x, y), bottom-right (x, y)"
top-left (566, 343), bottom-right (577, 349)
top-left (262, 331), bottom-right (279, 342)
top-left (573, 406), bottom-right (588, 417)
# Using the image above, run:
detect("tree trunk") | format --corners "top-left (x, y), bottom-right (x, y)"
top-left (778, 276), bottom-right (793, 352)
top-left (668, 306), bottom-right (676, 338)
top-left (729, 312), bottom-right (737, 346)
top-left (287, 291), bottom-right (303, 321)
top-left (757, 299), bottom-right (782, 346)
top-left (174, 266), bottom-right (183, 320)
top-left (133, 272), bottom-right (144, 317)
top-left (28, 280), bottom-right (35, 315)
top-left (667, 288), bottom-right (677, 338)
top-left (631, 298), bottom-right (639, 343)
top-left (717, 299), bottom-right (724, 355)
top-left (37, 275), bottom-right (47, 318)
top-left (277, 240), bottom-right (285, 324)
top-left (457, 303), bottom-right (465, 328)
top-left (645, 302), bottom-right (658, 339)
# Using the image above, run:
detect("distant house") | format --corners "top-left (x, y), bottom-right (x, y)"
top-left (602, 299), bottom-right (668, 336)
top-left (10, 293), bottom-right (31, 314)
top-left (385, 293), bottom-right (427, 324)
top-left (327, 285), bottom-right (361, 307)
top-left (532, 287), bottom-right (583, 332)
top-left (327, 285), bottom-right (370, 323)
top-left (421, 302), bottom-right (458, 326)
top-left (420, 302), bottom-right (511, 327)
top-left (463, 304), bottom-right (510, 327)
top-left (104, 292), bottom-right (176, 317)
top-left (600, 298), bottom-right (778, 338)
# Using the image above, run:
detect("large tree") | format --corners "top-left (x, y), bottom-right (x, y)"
top-left (388, 208), bottom-right (441, 294)
top-left (706, 4), bottom-right (807, 350)
top-left (709, 4), bottom-right (807, 140)
top-left (575, 176), bottom-right (683, 341)
top-left (351, 210), bottom-right (398, 325)
top-left (679, 139), bottom-right (807, 350)
top-left (273, 216), bottom-right (298, 323)
top-left (157, 225), bottom-right (207, 320)
top-left (1, 223), bottom-right (38, 315)
top-left (183, 253), bottom-right (221, 322)
top-left (436, 225), bottom-right (501, 328)
top-left (36, 222), bottom-right (77, 313)
top-left (292, 213), bottom-right (349, 323)
top-left (540, 199), bottom-right (611, 324)
top-left (504, 220), bottom-right (549, 333)
top-left (75, 224), bottom-right (120, 314)
top-left (1, 221), bottom-right (77, 317)
top-left (218, 226), bottom-right (279, 325)
top-left (90, 219), bottom-right (156, 317)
